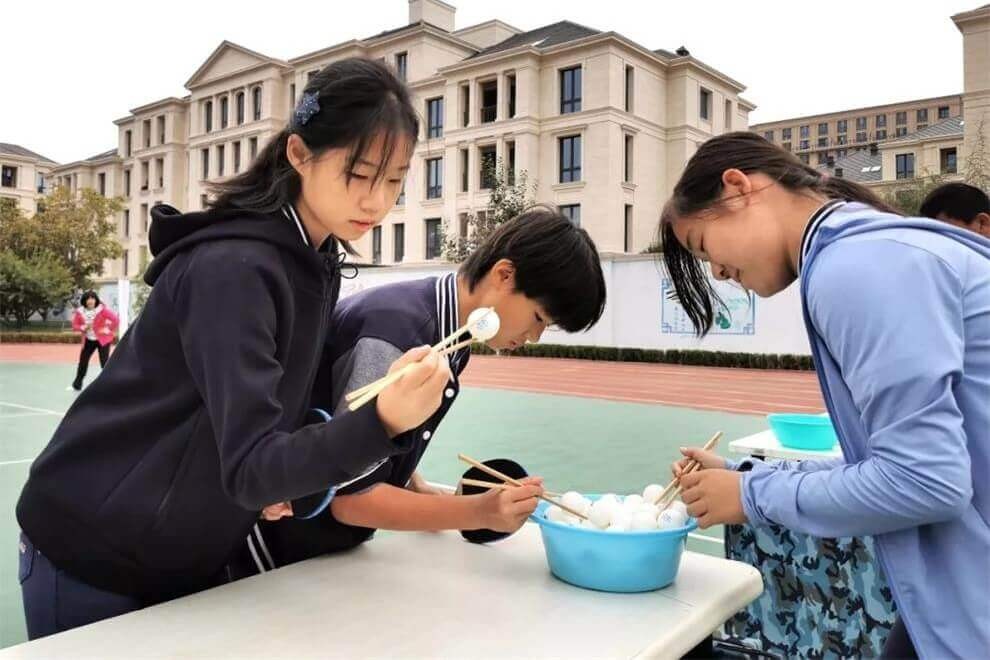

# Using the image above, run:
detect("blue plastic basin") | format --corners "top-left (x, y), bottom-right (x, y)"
top-left (767, 413), bottom-right (838, 450)
top-left (529, 495), bottom-right (697, 593)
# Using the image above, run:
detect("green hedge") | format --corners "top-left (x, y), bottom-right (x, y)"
top-left (1, 331), bottom-right (118, 345)
top-left (1, 321), bottom-right (70, 331)
top-left (0, 332), bottom-right (813, 370)
top-left (470, 342), bottom-right (814, 371)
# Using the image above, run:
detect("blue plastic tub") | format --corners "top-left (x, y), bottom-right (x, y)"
top-left (767, 413), bottom-right (838, 450)
top-left (529, 495), bottom-right (697, 593)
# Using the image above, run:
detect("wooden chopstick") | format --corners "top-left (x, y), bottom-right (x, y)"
top-left (344, 308), bottom-right (494, 403)
top-left (657, 431), bottom-right (722, 511)
top-left (346, 338), bottom-right (475, 412)
top-left (457, 453), bottom-right (588, 520)
top-left (461, 478), bottom-right (561, 499)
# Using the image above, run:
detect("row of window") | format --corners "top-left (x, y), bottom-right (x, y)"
top-left (119, 201), bottom-right (155, 241)
top-left (202, 87), bottom-right (263, 134)
top-left (51, 170), bottom-right (120, 198)
top-left (419, 133), bottom-right (610, 202)
top-left (123, 158), bottom-right (166, 196)
top-left (332, 55), bottom-right (636, 122)
top-left (894, 148), bottom-right (957, 179)
top-left (123, 115), bottom-right (168, 158)
top-left (801, 146), bottom-right (957, 179)
top-left (429, 72), bottom-right (520, 135)
top-left (764, 106), bottom-right (952, 144)
top-left (124, 95), bottom-right (262, 156)
top-left (422, 144), bottom-right (503, 200)
top-left (199, 137), bottom-right (259, 180)
top-left (369, 203), bottom-right (636, 264)
top-left (423, 64), bottom-right (598, 137)
top-left (1, 167), bottom-right (46, 193)
top-left (19, 134), bottom-right (262, 207)
top-left (699, 88), bottom-right (735, 131)
top-left (786, 127), bottom-right (909, 151)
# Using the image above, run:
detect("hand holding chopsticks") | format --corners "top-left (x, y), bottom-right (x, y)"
top-left (365, 346), bottom-right (453, 438)
top-left (657, 431), bottom-right (723, 511)
top-left (457, 453), bottom-right (589, 520)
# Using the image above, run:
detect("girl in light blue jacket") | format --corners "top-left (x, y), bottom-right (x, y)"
top-left (662, 132), bottom-right (989, 659)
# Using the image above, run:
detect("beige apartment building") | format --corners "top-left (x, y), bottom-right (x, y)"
top-left (0, 143), bottom-right (55, 214)
top-left (818, 117), bottom-right (964, 188)
top-left (816, 6), bottom-right (989, 190)
top-left (752, 94), bottom-right (963, 167)
top-left (45, 0), bottom-right (755, 277)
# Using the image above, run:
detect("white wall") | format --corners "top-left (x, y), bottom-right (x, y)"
top-left (343, 254), bottom-right (811, 355)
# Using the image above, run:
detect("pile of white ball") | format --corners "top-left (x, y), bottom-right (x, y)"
top-left (544, 485), bottom-right (690, 532)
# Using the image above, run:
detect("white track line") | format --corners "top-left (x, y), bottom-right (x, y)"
top-left (0, 412), bottom-right (54, 420)
top-left (0, 459), bottom-right (33, 467)
top-left (0, 401), bottom-right (65, 417)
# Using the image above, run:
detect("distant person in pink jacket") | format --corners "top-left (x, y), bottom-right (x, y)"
top-left (70, 291), bottom-right (119, 391)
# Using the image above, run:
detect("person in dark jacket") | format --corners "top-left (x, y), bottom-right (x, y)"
top-left (16, 57), bottom-right (451, 639)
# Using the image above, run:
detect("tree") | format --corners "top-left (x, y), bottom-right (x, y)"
top-left (882, 171), bottom-right (946, 216)
top-left (964, 115), bottom-right (990, 192)
top-left (441, 159), bottom-right (536, 262)
top-left (2, 186), bottom-right (123, 291)
top-left (0, 251), bottom-right (74, 326)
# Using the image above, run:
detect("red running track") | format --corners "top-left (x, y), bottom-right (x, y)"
top-left (0, 344), bottom-right (824, 416)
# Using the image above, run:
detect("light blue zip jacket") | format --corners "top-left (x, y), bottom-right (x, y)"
top-left (738, 202), bottom-right (990, 658)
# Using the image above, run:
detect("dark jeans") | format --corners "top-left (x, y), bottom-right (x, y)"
top-left (73, 339), bottom-right (110, 388)
top-left (18, 532), bottom-right (142, 640)
top-left (882, 617), bottom-right (918, 659)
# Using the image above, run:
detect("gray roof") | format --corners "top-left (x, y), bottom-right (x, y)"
top-left (653, 46), bottom-right (690, 59)
top-left (818, 148), bottom-right (883, 183)
top-left (469, 21), bottom-right (600, 58)
top-left (84, 149), bottom-right (118, 162)
top-left (0, 142), bottom-right (56, 164)
top-left (887, 116), bottom-right (963, 144)
top-left (363, 20), bottom-right (451, 42)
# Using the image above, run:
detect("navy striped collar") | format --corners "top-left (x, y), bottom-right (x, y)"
top-left (799, 199), bottom-right (846, 274)
top-left (435, 273), bottom-right (468, 371)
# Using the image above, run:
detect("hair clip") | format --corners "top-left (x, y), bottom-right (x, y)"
top-left (294, 91), bottom-right (321, 127)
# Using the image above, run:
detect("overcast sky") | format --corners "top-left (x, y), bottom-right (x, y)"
top-left (2, 0), bottom-right (974, 164)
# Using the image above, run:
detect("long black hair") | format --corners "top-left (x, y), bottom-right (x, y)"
top-left (209, 57), bottom-right (419, 234)
top-left (660, 131), bottom-right (900, 336)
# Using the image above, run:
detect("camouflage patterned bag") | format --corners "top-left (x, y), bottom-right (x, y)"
top-left (721, 523), bottom-right (897, 658)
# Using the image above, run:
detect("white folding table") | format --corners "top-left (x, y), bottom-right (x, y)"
top-left (0, 523), bottom-right (763, 659)
top-left (729, 428), bottom-right (842, 462)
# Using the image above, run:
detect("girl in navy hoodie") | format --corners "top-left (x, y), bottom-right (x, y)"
top-left (17, 58), bottom-right (451, 638)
